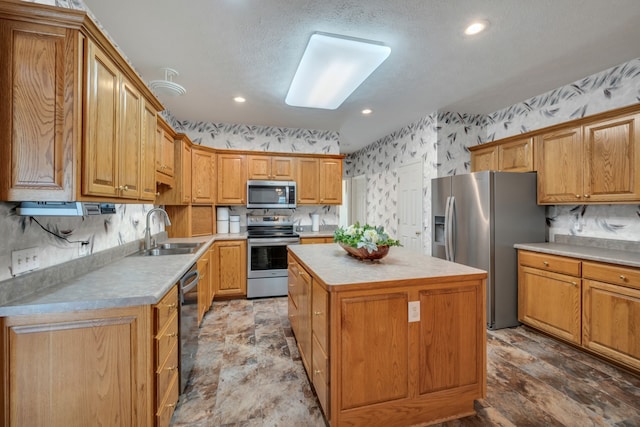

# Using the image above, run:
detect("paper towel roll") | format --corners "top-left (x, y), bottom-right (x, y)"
top-left (216, 207), bottom-right (229, 220)
top-left (217, 220), bottom-right (229, 234)
top-left (311, 214), bottom-right (320, 232)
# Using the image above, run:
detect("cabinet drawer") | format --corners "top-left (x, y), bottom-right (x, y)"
top-left (156, 340), bottom-right (179, 405)
top-left (583, 261), bottom-right (640, 290)
top-left (155, 285), bottom-right (178, 330)
top-left (155, 313), bottom-right (179, 366)
top-left (312, 333), bottom-right (329, 417)
top-left (519, 251), bottom-right (581, 276)
top-left (156, 371), bottom-right (179, 427)
top-left (312, 282), bottom-right (329, 351)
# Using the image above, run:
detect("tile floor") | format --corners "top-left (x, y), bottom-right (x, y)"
top-left (170, 297), bottom-right (640, 427)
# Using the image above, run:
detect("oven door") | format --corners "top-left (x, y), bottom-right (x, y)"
top-left (247, 237), bottom-right (300, 279)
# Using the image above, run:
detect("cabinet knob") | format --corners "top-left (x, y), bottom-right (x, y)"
top-left (313, 311), bottom-right (323, 316)
top-left (167, 402), bottom-right (177, 409)
top-left (167, 332), bottom-right (177, 338)
top-left (584, 194), bottom-right (590, 199)
top-left (124, 185), bottom-right (129, 191)
top-left (314, 369), bottom-right (321, 375)
top-left (571, 281), bottom-right (577, 286)
top-left (156, 192), bottom-right (160, 196)
top-left (620, 275), bottom-right (627, 281)
top-left (118, 185), bottom-right (124, 191)
top-left (543, 261), bottom-right (549, 266)
top-left (165, 303), bottom-right (177, 310)
top-left (166, 365), bottom-right (178, 371)
top-left (575, 195), bottom-right (581, 198)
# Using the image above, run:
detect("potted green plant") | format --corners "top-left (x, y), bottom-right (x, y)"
top-left (333, 223), bottom-right (402, 260)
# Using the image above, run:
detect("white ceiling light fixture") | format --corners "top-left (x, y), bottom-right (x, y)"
top-left (464, 20), bottom-right (489, 36)
top-left (285, 32), bottom-right (391, 110)
top-left (361, 108), bottom-right (373, 115)
top-left (234, 96), bottom-right (246, 103)
top-left (148, 67), bottom-right (186, 96)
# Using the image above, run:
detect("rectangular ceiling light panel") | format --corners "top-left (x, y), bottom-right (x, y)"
top-left (285, 32), bottom-right (391, 110)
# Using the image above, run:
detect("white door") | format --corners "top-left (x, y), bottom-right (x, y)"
top-left (350, 175), bottom-right (366, 225)
top-left (339, 179), bottom-right (350, 227)
top-left (398, 162), bottom-right (423, 252)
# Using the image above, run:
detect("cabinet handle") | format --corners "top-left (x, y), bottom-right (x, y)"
top-left (167, 332), bottom-right (177, 338)
top-left (620, 275), bottom-right (627, 281)
top-left (313, 311), bottom-right (323, 316)
top-left (571, 281), bottom-right (577, 286)
top-left (543, 261), bottom-right (549, 266)
top-left (314, 369), bottom-right (321, 375)
top-left (164, 303), bottom-right (177, 310)
top-left (167, 402), bottom-right (177, 409)
top-left (155, 192), bottom-right (160, 196)
top-left (166, 365), bottom-right (178, 371)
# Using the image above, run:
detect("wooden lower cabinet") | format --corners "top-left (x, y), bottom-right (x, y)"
top-left (212, 240), bottom-right (247, 298)
top-left (154, 285), bottom-right (180, 427)
top-left (1, 306), bottom-right (153, 427)
top-left (197, 252), bottom-right (211, 325)
top-left (518, 250), bottom-right (640, 373)
top-left (288, 253), bottom-right (486, 426)
top-left (300, 237), bottom-right (333, 244)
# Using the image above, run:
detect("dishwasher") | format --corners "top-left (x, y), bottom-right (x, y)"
top-left (179, 263), bottom-right (199, 394)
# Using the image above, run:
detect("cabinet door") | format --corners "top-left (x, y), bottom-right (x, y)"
top-left (212, 240), bottom-right (247, 297)
top-left (181, 142), bottom-right (192, 204)
top-left (536, 127), bottom-right (583, 204)
top-left (118, 78), bottom-right (142, 199)
top-left (470, 146), bottom-right (497, 172)
top-left (84, 40), bottom-right (120, 197)
top-left (161, 132), bottom-right (175, 177)
top-left (0, 20), bottom-right (76, 201)
top-left (217, 154), bottom-right (246, 204)
top-left (518, 265), bottom-right (581, 344)
top-left (583, 113), bottom-right (640, 202)
top-left (192, 148), bottom-right (215, 204)
top-left (319, 158), bottom-right (342, 204)
top-left (297, 158), bottom-right (320, 204)
top-left (583, 279), bottom-right (640, 371)
top-left (247, 155), bottom-right (271, 180)
top-left (197, 253), bottom-right (210, 325)
top-left (271, 156), bottom-right (295, 180)
top-left (2, 306), bottom-right (152, 427)
top-left (297, 268), bottom-right (312, 375)
top-left (498, 137), bottom-right (534, 172)
top-left (140, 101), bottom-right (157, 200)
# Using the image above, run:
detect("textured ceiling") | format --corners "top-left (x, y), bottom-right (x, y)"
top-left (82, 0), bottom-right (640, 153)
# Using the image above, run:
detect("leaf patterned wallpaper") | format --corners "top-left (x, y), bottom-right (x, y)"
top-left (345, 57), bottom-right (640, 252)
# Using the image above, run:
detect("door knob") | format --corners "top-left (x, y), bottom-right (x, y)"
top-left (415, 231), bottom-right (421, 236)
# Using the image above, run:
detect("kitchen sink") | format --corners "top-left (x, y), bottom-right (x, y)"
top-left (130, 242), bottom-right (204, 256)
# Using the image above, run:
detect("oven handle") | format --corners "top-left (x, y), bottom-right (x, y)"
top-left (180, 270), bottom-right (199, 303)
top-left (248, 238), bottom-right (300, 246)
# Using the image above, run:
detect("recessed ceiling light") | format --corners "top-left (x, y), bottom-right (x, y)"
top-left (234, 96), bottom-right (246, 103)
top-left (285, 32), bottom-right (391, 110)
top-left (361, 108), bottom-right (372, 115)
top-left (464, 20), bottom-right (489, 36)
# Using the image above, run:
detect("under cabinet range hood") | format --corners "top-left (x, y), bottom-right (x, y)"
top-left (16, 202), bottom-right (116, 216)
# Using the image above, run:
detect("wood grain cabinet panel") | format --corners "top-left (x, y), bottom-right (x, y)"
top-left (536, 127), bottom-right (583, 204)
top-left (1, 306), bottom-right (152, 427)
top-left (0, 19), bottom-right (76, 201)
top-left (470, 146), bottom-right (498, 172)
top-left (498, 137), bottom-right (534, 172)
top-left (319, 158), bottom-right (342, 204)
top-left (247, 155), bottom-right (295, 180)
top-left (140, 101), bottom-right (158, 200)
top-left (212, 240), bottom-right (247, 298)
top-left (301, 237), bottom-right (333, 244)
top-left (217, 154), bottom-right (246, 205)
top-left (155, 116), bottom-right (175, 187)
top-left (296, 158), bottom-right (320, 204)
top-left (191, 147), bottom-right (216, 204)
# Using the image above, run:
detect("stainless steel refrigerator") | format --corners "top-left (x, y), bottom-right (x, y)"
top-left (431, 171), bottom-right (546, 330)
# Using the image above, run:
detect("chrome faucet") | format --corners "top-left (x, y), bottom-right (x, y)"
top-left (145, 207), bottom-right (171, 250)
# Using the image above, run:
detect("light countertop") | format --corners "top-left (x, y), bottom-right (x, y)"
top-left (288, 244), bottom-right (487, 288)
top-left (0, 234), bottom-right (247, 316)
top-left (514, 242), bottom-right (640, 268)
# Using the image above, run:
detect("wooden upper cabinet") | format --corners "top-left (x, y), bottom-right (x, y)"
top-left (470, 146), bottom-right (497, 172)
top-left (498, 137), bottom-right (534, 172)
top-left (217, 153), bottom-right (246, 204)
top-left (319, 158), bottom-right (342, 204)
top-left (247, 155), bottom-right (295, 180)
top-left (155, 134), bottom-right (192, 205)
top-left (83, 40), bottom-right (120, 198)
top-left (156, 116), bottom-right (176, 187)
top-left (180, 136), bottom-right (193, 205)
top-left (0, 2), bottom-right (163, 203)
top-left (0, 18), bottom-right (77, 201)
top-left (192, 147), bottom-right (215, 204)
top-left (537, 112), bottom-right (640, 204)
top-left (140, 101), bottom-right (158, 201)
top-left (583, 113), bottom-right (640, 202)
top-left (297, 158), bottom-right (320, 204)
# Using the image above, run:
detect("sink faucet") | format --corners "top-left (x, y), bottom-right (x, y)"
top-left (145, 207), bottom-right (172, 250)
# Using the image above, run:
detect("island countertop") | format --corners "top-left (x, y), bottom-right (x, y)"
top-left (288, 243), bottom-right (487, 288)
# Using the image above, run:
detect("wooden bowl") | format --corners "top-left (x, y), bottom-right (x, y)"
top-left (339, 243), bottom-right (390, 261)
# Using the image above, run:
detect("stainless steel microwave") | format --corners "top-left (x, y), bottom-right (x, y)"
top-left (246, 180), bottom-right (296, 209)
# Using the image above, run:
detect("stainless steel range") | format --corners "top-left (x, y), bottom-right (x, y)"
top-left (246, 214), bottom-right (300, 298)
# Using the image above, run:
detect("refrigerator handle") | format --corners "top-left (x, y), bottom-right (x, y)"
top-left (444, 196), bottom-right (451, 261)
top-left (448, 196), bottom-right (456, 261)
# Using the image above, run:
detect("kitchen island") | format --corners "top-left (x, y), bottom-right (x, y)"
top-left (287, 244), bottom-right (488, 427)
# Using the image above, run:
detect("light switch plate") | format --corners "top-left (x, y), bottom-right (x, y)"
top-left (408, 301), bottom-right (420, 322)
top-left (11, 247), bottom-right (40, 276)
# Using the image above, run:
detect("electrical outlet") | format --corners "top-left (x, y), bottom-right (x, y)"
top-left (408, 301), bottom-right (420, 322)
top-left (11, 247), bottom-right (40, 276)
top-left (78, 242), bottom-right (90, 257)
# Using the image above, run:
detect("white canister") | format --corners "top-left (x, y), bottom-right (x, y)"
top-left (311, 214), bottom-right (320, 232)
top-left (217, 220), bottom-right (229, 234)
top-left (216, 207), bottom-right (229, 221)
top-left (229, 215), bottom-right (240, 234)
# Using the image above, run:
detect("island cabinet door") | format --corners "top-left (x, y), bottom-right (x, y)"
top-left (417, 283), bottom-right (485, 395)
